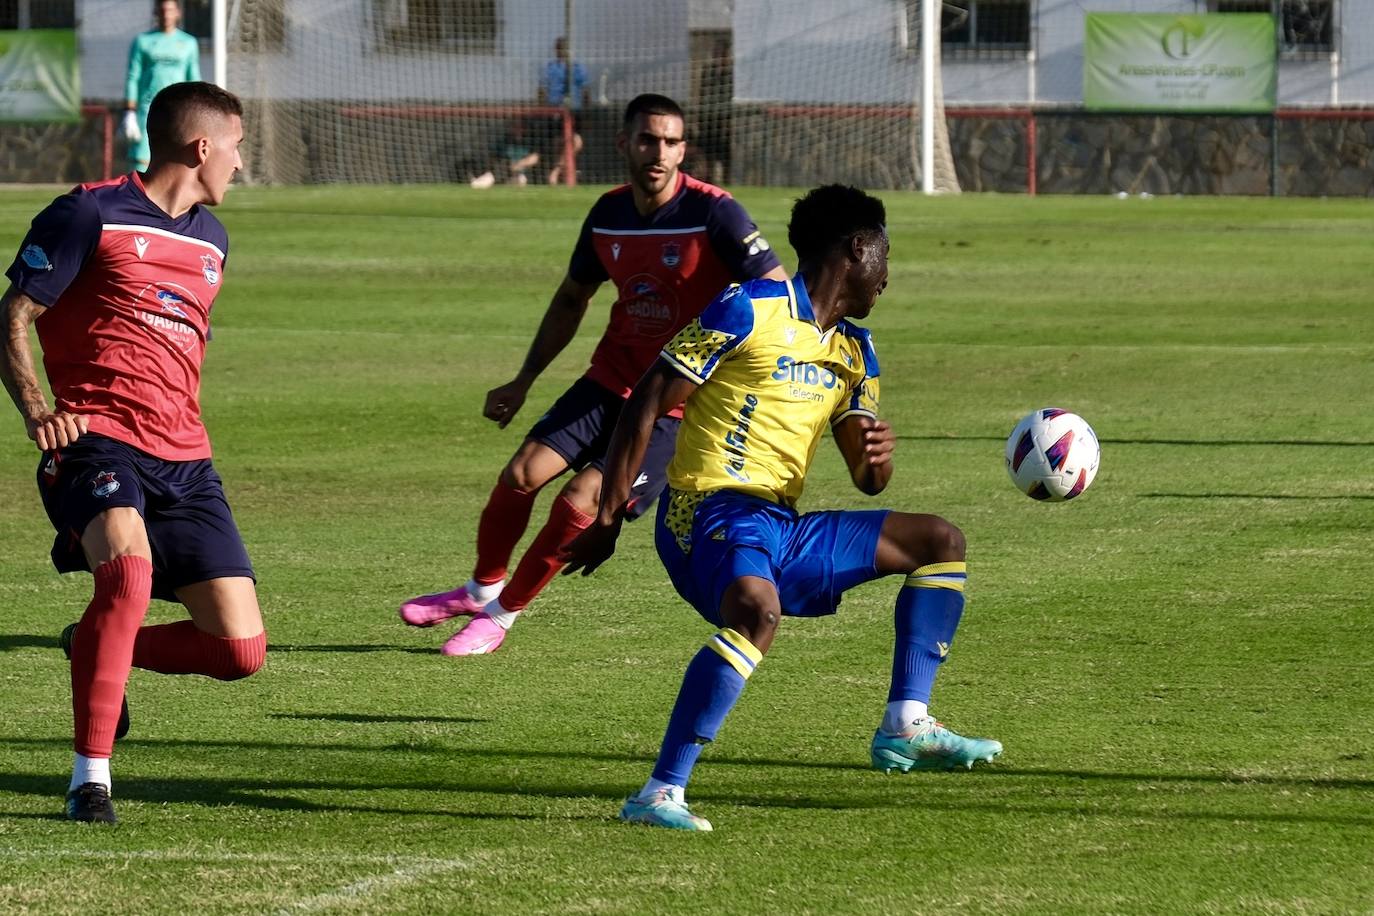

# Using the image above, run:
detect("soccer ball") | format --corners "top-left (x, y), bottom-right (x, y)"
top-left (1005, 408), bottom-right (1100, 501)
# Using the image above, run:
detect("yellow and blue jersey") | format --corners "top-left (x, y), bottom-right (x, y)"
top-left (659, 274), bottom-right (880, 509)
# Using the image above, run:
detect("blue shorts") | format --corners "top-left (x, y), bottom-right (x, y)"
top-left (528, 376), bottom-right (680, 520)
top-left (655, 488), bottom-right (889, 627)
top-left (36, 433), bottom-right (255, 602)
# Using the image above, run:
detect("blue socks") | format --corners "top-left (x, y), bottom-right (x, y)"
top-left (888, 562), bottom-right (967, 707)
top-left (650, 629), bottom-right (762, 786)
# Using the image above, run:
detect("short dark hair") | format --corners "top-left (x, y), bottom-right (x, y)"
top-left (623, 93), bottom-right (685, 128)
top-left (146, 81), bottom-right (242, 160)
top-left (787, 185), bottom-right (887, 264)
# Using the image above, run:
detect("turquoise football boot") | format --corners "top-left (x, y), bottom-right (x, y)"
top-left (619, 788), bottom-right (713, 831)
top-left (871, 717), bottom-right (1002, 773)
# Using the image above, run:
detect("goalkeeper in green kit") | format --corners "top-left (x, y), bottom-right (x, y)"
top-left (123, 0), bottom-right (201, 170)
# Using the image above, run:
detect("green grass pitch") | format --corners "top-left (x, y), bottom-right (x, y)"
top-left (1, 185), bottom-right (1371, 913)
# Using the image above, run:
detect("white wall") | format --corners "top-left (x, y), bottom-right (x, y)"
top-left (734, 0), bottom-right (1373, 106)
top-left (73, 0), bottom-right (1373, 106)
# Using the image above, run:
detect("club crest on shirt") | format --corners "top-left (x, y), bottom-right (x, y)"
top-left (92, 471), bottom-right (120, 498)
top-left (660, 241), bottom-right (681, 269)
top-left (201, 254), bottom-right (220, 286)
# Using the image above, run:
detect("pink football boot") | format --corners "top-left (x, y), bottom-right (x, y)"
top-left (398, 586), bottom-right (488, 627)
top-left (440, 614), bottom-right (507, 656)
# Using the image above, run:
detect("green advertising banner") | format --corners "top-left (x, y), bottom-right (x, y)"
top-left (1084, 14), bottom-right (1276, 113)
top-left (0, 30), bottom-right (80, 123)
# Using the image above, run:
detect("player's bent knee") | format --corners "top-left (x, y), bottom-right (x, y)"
top-left (211, 630), bottom-right (267, 681)
top-left (879, 513), bottom-right (966, 574)
top-left (928, 517), bottom-right (966, 561)
top-left (721, 578), bottom-right (781, 643)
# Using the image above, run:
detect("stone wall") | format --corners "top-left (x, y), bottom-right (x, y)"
top-left (4, 104), bottom-right (1371, 196)
top-left (0, 114), bottom-right (110, 184)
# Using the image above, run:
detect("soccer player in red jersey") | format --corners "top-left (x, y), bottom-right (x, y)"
top-left (399, 93), bottom-right (787, 656)
top-left (1, 82), bottom-right (264, 824)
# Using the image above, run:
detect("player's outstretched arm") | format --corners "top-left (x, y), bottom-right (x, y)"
top-left (483, 274), bottom-right (599, 428)
top-left (0, 285), bottom-right (87, 450)
top-left (561, 360), bottom-right (698, 576)
top-left (834, 415), bottom-right (894, 496)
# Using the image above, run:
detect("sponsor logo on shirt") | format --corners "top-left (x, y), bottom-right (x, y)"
top-left (611, 243), bottom-right (621, 261)
top-left (201, 254), bottom-right (220, 286)
top-left (723, 393), bottom-right (759, 483)
top-left (92, 471), bottom-right (120, 498)
top-left (742, 230), bottom-right (771, 257)
top-left (134, 236), bottom-right (150, 259)
top-left (21, 244), bottom-right (52, 271)
top-left (137, 282), bottom-right (201, 355)
top-left (619, 274), bottom-right (681, 341)
top-left (156, 289), bottom-right (190, 319)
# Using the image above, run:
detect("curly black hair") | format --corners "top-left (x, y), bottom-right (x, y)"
top-left (787, 185), bottom-right (886, 264)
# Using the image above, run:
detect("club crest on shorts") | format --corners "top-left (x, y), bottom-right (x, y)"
top-left (201, 254), bottom-right (220, 286)
top-left (92, 471), bottom-right (120, 498)
top-left (660, 241), bottom-right (681, 268)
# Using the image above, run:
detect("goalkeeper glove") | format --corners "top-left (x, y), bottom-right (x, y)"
top-left (121, 110), bottom-right (142, 143)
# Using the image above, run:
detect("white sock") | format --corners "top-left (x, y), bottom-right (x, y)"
top-left (882, 700), bottom-right (929, 736)
top-left (70, 754), bottom-right (111, 792)
top-left (639, 777), bottom-right (684, 803)
top-left (482, 598), bottom-right (520, 630)
top-left (465, 579), bottom-right (503, 604)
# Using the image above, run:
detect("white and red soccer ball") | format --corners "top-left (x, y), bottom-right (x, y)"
top-left (1005, 408), bottom-right (1100, 501)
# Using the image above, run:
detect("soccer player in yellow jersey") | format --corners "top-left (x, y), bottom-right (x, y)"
top-left (563, 185), bottom-right (1001, 831)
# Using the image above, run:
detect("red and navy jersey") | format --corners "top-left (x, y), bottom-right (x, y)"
top-left (4, 172), bottom-right (228, 461)
top-left (567, 173), bottom-right (781, 411)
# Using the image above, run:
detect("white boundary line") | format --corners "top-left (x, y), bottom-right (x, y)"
top-left (278, 858), bottom-right (473, 914)
top-left (0, 849), bottom-right (458, 867)
top-left (1, 849), bottom-right (475, 913)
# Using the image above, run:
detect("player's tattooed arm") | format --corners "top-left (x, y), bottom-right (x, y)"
top-left (833, 415), bottom-right (894, 496)
top-left (483, 274), bottom-right (600, 428)
top-left (0, 284), bottom-right (88, 450)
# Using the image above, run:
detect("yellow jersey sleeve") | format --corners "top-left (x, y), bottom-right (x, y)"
top-left (660, 283), bottom-right (756, 384)
top-left (829, 323), bottom-right (881, 426)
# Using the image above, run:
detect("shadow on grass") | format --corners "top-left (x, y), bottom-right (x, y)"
top-left (0, 768), bottom-right (1370, 829)
top-left (269, 713), bottom-right (485, 725)
top-left (1140, 492), bottom-right (1374, 501)
top-left (899, 435), bottom-right (1374, 448)
top-left (3, 735), bottom-right (1372, 793)
top-left (0, 634), bottom-right (57, 652)
top-left (267, 644), bottom-right (435, 655)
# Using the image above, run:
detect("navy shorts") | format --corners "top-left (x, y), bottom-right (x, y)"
top-left (654, 488), bottom-right (889, 627)
top-left (37, 433), bottom-right (255, 602)
top-left (527, 376), bottom-right (680, 520)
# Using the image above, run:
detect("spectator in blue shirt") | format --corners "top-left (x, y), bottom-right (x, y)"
top-left (537, 37), bottom-right (590, 185)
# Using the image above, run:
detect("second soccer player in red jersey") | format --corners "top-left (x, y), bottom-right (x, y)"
top-left (1, 82), bottom-right (265, 824)
top-left (399, 93), bottom-right (786, 656)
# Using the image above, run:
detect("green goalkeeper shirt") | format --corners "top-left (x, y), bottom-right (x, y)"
top-left (125, 29), bottom-right (201, 110)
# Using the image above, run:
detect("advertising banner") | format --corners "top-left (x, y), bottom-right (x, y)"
top-left (0, 30), bottom-right (80, 123)
top-left (1084, 14), bottom-right (1276, 113)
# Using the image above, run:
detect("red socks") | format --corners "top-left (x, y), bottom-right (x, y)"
top-left (473, 481), bottom-right (538, 585)
top-left (71, 556), bottom-right (152, 757)
top-left (501, 495), bottom-right (594, 611)
top-left (132, 622), bottom-right (266, 680)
